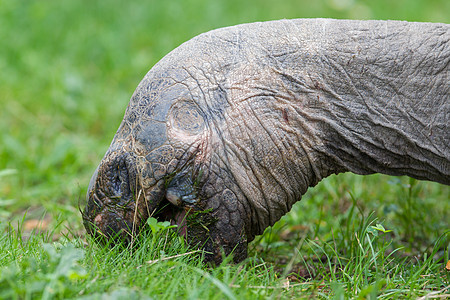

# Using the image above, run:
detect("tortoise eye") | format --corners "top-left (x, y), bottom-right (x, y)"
top-left (169, 100), bottom-right (206, 136)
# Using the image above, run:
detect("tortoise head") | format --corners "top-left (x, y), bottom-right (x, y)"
top-left (82, 47), bottom-right (249, 263)
top-left (83, 70), bottom-right (206, 243)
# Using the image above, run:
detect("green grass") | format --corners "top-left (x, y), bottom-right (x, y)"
top-left (1, 0), bottom-right (449, 298)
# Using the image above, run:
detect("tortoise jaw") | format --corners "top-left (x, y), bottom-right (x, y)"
top-left (84, 208), bottom-right (135, 245)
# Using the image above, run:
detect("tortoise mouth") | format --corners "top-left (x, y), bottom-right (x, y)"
top-left (83, 185), bottom-right (191, 244)
top-left (151, 198), bottom-right (190, 237)
top-left (84, 209), bottom-right (135, 244)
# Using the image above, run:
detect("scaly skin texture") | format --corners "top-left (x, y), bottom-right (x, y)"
top-left (83, 19), bottom-right (449, 264)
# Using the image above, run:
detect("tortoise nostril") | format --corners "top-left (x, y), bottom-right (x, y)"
top-left (112, 174), bottom-right (123, 195)
top-left (104, 152), bottom-right (138, 199)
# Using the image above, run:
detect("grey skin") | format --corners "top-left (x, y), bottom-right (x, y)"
top-left (83, 19), bottom-right (449, 264)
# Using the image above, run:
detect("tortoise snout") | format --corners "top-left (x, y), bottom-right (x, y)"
top-left (84, 151), bottom-right (141, 245)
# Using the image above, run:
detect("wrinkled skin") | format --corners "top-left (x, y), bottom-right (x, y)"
top-left (83, 19), bottom-right (449, 264)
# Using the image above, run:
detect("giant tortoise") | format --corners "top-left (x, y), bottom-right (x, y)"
top-left (83, 19), bottom-right (449, 263)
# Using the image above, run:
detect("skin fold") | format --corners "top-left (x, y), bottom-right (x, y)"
top-left (83, 19), bottom-right (449, 263)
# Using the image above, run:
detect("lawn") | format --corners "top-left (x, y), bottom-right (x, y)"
top-left (0, 0), bottom-right (449, 298)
